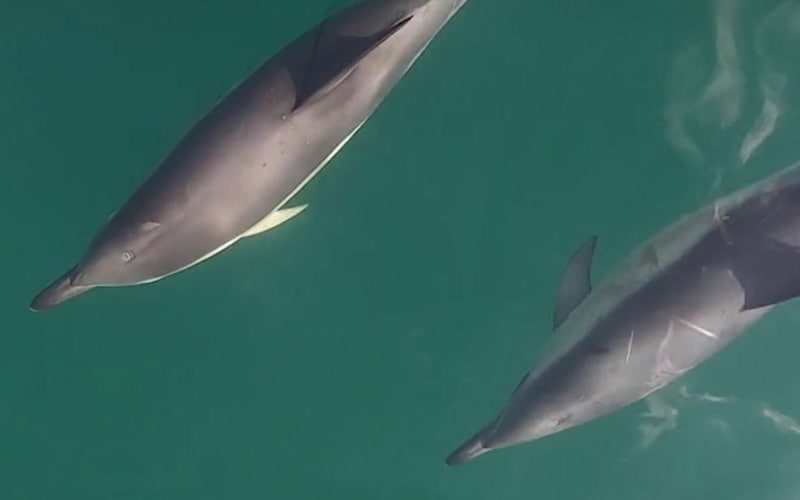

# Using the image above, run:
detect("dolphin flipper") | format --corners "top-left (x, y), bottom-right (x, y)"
top-left (291, 15), bottom-right (414, 111)
top-left (241, 205), bottom-right (308, 238)
top-left (730, 236), bottom-right (800, 310)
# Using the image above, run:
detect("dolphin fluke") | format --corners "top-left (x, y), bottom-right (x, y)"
top-left (30, 267), bottom-right (92, 312)
top-left (444, 420), bottom-right (497, 466)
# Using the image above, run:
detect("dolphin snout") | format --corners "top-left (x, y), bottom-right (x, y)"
top-left (445, 437), bottom-right (489, 466)
top-left (30, 267), bottom-right (92, 312)
top-left (444, 419), bottom-right (498, 466)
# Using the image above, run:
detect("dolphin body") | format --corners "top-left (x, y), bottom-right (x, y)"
top-left (446, 161), bottom-right (800, 465)
top-left (30, 0), bottom-right (466, 311)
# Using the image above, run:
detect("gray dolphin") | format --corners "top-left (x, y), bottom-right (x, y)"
top-left (30, 0), bottom-right (467, 311)
top-left (446, 161), bottom-right (800, 465)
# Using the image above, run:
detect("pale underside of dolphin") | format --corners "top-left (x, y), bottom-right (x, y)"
top-left (446, 160), bottom-right (800, 465)
top-left (30, 0), bottom-right (467, 311)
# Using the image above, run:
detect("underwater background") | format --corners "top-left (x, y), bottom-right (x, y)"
top-left (3, 0), bottom-right (800, 498)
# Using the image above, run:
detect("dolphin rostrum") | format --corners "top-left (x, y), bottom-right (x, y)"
top-left (446, 161), bottom-right (800, 465)
top-left (30, 0), bottom-right (467, 311)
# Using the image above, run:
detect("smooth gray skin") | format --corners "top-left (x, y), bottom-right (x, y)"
top-left (446, 161), bottom-right (800, 465)
top-left (30, 0), bottom-right (466, 311)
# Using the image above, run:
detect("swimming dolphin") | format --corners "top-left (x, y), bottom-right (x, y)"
top-left (446, 161), bottom-right (800, 465)
top-left (30, 0), bottom-right (467, 311)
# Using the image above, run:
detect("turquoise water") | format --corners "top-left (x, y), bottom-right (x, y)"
top-left (4, 0), bottom-right (800, 498)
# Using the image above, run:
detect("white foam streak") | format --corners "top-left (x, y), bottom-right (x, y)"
top-left (761, 405), bottom-right (800, 435)
top-left (698, 0), bottom-right (744, 129)
top-left (638, 394), bottom-right (679, 449)
top-left (663, 0), bottom-right (800, 169)
top-left (739, 78), bottom-right (783, 163)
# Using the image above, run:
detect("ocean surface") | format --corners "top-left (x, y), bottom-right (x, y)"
top-left (3, 0), bottom-right (800, 498)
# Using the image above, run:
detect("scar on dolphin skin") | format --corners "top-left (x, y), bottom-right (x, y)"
top-left (713, 202), bottom-right (733, 244)
top-left (675, 316), bottom-right (719, 339)
top-left (653, 320), bottom-right (678, 380)
top-left (625, 330), bottom-right (635, 364)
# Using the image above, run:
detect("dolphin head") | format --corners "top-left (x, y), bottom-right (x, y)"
top-left (70, 218), bottom-right (169, 288)
top-left (446, 349), bottom-right (616, 465)
top-left (481, 374), bottom-right (593, 451)
top-left (30, 218), bottom-right (169, 311)
top-left (445, 375), bottom-right (583, 466)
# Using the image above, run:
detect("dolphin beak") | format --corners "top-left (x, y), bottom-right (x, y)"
top-left (445, 437), bottom-right (490, 466)
top-left (444, 419), bottom-right (497, 466)
top-left (29, 267), bottom-right (93, 312)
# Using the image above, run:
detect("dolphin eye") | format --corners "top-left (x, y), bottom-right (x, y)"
top-left (121, 251), bottom-right (136, 263)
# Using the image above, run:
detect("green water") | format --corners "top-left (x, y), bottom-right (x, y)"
top-left (4, 0), bottom-right (800, 498)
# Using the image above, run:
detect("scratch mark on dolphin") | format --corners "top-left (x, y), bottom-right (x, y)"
top-left (626, 330), bottom-right (634, 364)
top-left (676, 317), bottom-right (719, 339)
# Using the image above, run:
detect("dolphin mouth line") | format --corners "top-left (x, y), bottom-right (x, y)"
top-left (29, 267), bottom-right (95, 312)
top-left (68, 270), bottom-right (84, 286)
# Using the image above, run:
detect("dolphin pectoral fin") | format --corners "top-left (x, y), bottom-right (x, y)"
top-left (241, 205), bottom-right (309, 238)
top-left (731, 236), bottom-right (800, 310)
top-left (553, 236), bottom-right (598, 330)
top-left (291, 15), bottom-right (414, 111)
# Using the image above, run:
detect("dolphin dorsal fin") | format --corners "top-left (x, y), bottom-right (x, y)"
top-left (291, 15), bottom-right (414, 111)
top-left (553, 236), bottom-right (598, 330)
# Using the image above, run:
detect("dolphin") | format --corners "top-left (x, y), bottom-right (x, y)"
top-left (30, 0), bottom-right (467, 311)
top-left (446, 161), bottom-right (800, 465)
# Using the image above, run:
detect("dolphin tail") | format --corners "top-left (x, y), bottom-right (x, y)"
top-left (444, 419), bottom-right (498, 466)
top-left (30, 267), bottom-right (92, 312)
